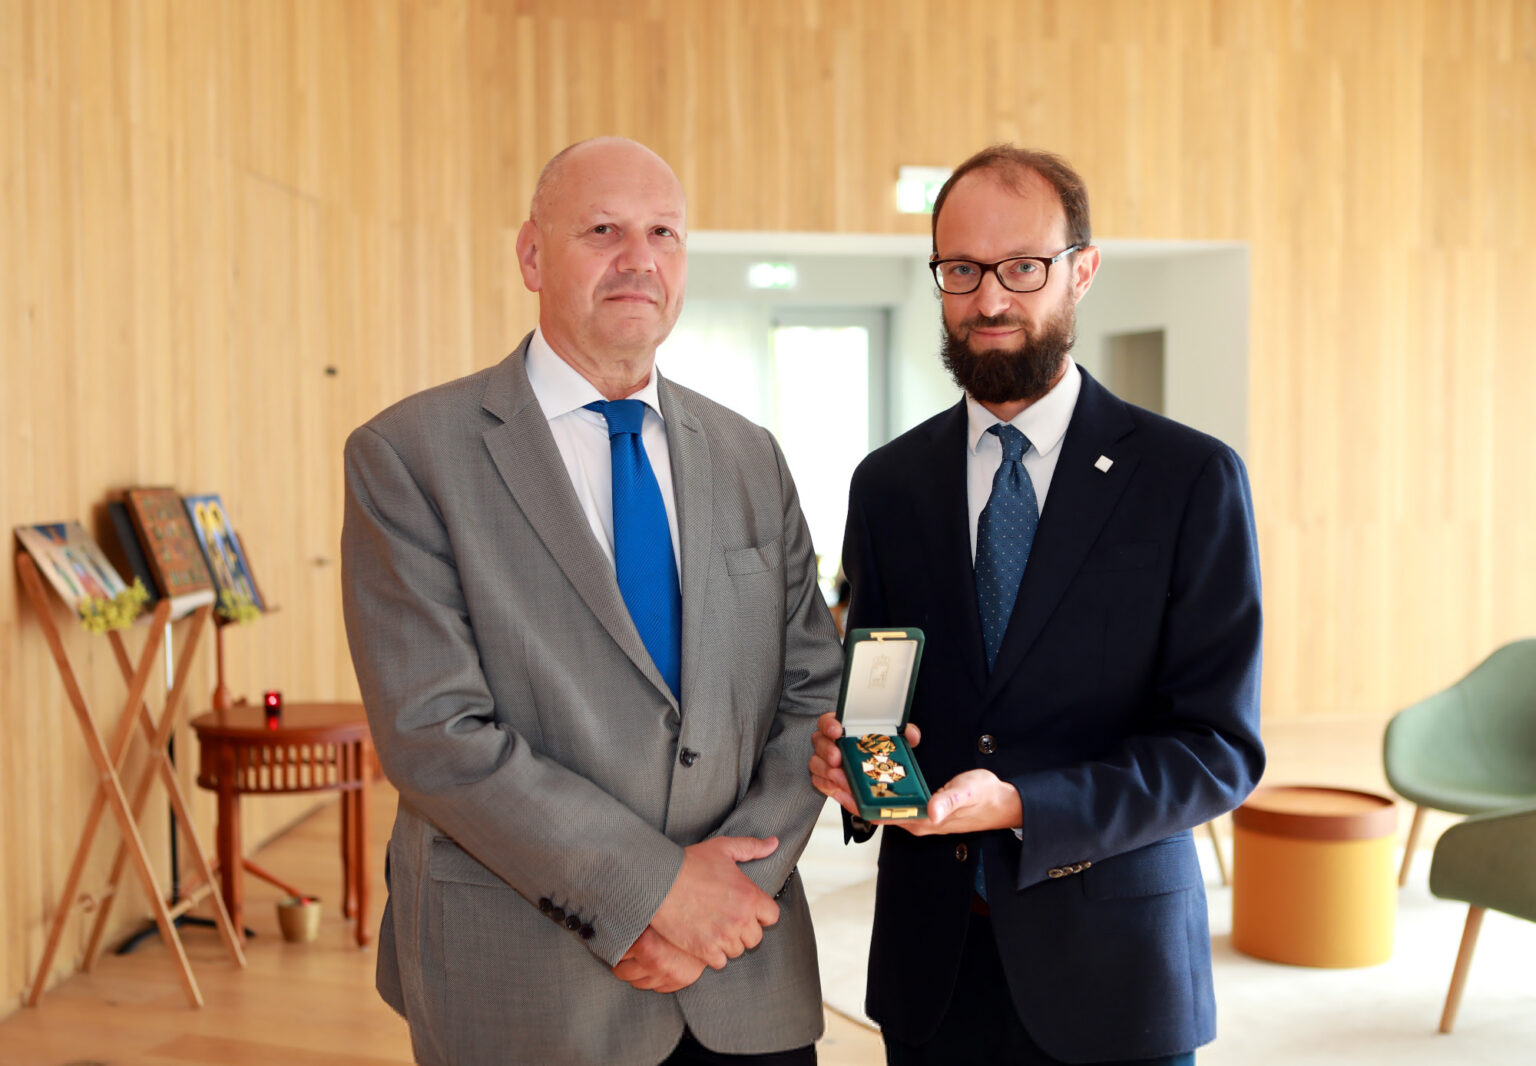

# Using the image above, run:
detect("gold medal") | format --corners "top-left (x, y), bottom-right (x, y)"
top-left (861, 755), bottom-right (907, 785)
top-left (856, 733), bottom-right (897, 755)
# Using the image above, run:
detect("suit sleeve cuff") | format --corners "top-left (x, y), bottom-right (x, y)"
top-left (843, 810), bottom-right (877, 844)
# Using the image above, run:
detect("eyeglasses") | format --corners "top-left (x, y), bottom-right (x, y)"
top-left (929, 246), bottom-right (1080, 295)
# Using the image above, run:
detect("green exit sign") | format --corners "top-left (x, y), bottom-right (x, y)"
top-left (896, 166), bottom-right (952, 214)
top-left (747, 262), bottom-right (798, 290)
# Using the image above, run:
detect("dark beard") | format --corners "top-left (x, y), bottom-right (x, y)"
top-left (939, 304), bottom-right (1076, 405)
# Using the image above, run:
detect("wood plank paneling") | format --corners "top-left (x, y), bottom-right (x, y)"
top-left (4, 0), bottom-right (1536, 1014)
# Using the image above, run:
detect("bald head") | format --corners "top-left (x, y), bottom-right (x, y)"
top-left (530, 137), bottom-right (685, 226)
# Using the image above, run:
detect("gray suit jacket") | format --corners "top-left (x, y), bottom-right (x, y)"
top-left (341, 335), bottom-right (842, 1066)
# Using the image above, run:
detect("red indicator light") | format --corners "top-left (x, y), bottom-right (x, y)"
top-left (264, 690), bottom-right (282, 729)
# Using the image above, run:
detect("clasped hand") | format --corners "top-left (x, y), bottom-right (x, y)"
top-left (612, 834), bottom-right (780, 993)
top-left (809, 712), bottom-right (1022, 835)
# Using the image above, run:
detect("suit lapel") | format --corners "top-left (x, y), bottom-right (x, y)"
top-left (923, 402), bottom-right (991, 694)
top-left (658, 375), bottom-right (710, 717)
top-left (480, 339), bottom-right (679, 710)
top-left (983, 370), bottom-right (1138, 700)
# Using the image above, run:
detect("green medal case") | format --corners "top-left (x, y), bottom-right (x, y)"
top-left (835, 628), bottom-right (930, 821)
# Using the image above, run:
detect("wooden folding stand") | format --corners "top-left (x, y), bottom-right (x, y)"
top-left (18, 554), bottom-right (245, 1009)
top-left (81, 599), bottom-right (248, 972)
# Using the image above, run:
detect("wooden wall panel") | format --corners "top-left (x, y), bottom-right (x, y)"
top-left (4, 0), bottom-right (1535, 1012)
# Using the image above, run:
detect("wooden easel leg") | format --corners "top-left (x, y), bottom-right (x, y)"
top-left (161, 752), bottom-right (248, 965)
top-left (85, 620), bottom-right (188, 966)
top-left (16, 557), bottom-right (201, 1008)
top-left (86, 607), bottom-right (245, 970)
top-left (26, 779), bottom-right (113, 1006)
top-left (100, 753), bottom-right (204, 1006)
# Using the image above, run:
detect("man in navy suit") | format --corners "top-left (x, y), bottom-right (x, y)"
top-left (810, 145), bottom-right (1264, 1064)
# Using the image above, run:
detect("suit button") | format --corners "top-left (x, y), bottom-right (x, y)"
top-left (538, 898), bottom-right (553, 915)
top-left (679, 748), bottom-right (699, 767)
top-left (565, 915), bottom-right (582, 932)
top-left (955, 844), bottom-right (968, 862)
top-left (550, 906), bottom-right (566, 921)
top-left (978, 734), bottom-right (996, 754)
top-left (580, 923), bottom-right (595, 940)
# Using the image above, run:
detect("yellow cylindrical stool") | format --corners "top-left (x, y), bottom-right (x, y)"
top-left (1231, 785), bottom-right (1398, 968)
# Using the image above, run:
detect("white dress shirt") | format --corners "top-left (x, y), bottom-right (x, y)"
top-left (524, 327), bottom-right (682, 573)
top-left (965, 359), bottom-right (1082, 561)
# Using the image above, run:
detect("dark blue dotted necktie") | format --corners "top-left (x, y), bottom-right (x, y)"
top-left (975, 424), bottom-right (1038, 671)
top-left (973, 423), bottom-right (1038, 901)
top-left (585, 399), bottom-right (681, 699)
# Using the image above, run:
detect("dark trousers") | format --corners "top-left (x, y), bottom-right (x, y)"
top-left (662, 1028), bottom-right (816, 1066)
top-left (884, 910), bottom-right (1195, 1066)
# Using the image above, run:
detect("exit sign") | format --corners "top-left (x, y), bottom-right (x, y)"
top-left (747, 262), bottom-right (798, 290)
top-left (896, 166), bottom-right (952, 214)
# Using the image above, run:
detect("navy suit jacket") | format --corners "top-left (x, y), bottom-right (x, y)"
top-left (842, 368), bottom-right (1264, 1061)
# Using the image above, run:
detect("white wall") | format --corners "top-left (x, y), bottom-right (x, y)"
top-left (888, 256), bottom-right (958, 436)
top-left (1074, 244), bottom-right (1250, 457)
top-left (668, 233), bottom-right (944, 444)
top-left (671, 233), bottom-right (1249, 458)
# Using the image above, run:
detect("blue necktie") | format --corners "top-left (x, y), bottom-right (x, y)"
top-left (972, 423), bottom-right (1037, 902)
top-left (585, 399), bottom-right (682, 699)
top-left (975, 424), bottom-right (1038, 671)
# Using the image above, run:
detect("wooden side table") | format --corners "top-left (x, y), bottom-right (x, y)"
top-left (191, 702), bottom-right (374, 947)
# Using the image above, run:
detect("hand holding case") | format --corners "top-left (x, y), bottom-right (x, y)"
top-left (835, 628), bottom-right (930, 820)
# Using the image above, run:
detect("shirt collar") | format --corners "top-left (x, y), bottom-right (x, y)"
top-left (525, 326), bottom-right (666, 422)
top-left (965, 357), bottom-right (1081, 457)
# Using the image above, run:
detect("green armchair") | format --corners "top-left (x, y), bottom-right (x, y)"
top-left (1428, 802), bottom-right (1536, 1032)
top-left (1384, 638), bottom-right (1536, 885)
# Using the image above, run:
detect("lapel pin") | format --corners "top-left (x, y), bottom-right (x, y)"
top-left (1095, 455), bottom-right (1114, 473)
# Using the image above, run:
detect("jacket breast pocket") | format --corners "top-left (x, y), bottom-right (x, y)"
top-left (428, 836), bottom-right (506, 888)
top-left (1081, 833), bottom-right (1198, 900)
top-left (725, 537), bottom-right (783, 576)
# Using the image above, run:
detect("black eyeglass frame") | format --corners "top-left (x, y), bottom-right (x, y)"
top-left (929, 245), bottom-right (1081, 295)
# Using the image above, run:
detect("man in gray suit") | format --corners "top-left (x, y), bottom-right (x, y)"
top-left (341, 137), bottom-right (842, 1066)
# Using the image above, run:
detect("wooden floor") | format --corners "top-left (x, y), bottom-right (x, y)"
top-left (0, 774), bottom-right (885, 1066)
top-left (0, 711), bottom-right (1442, 1066)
